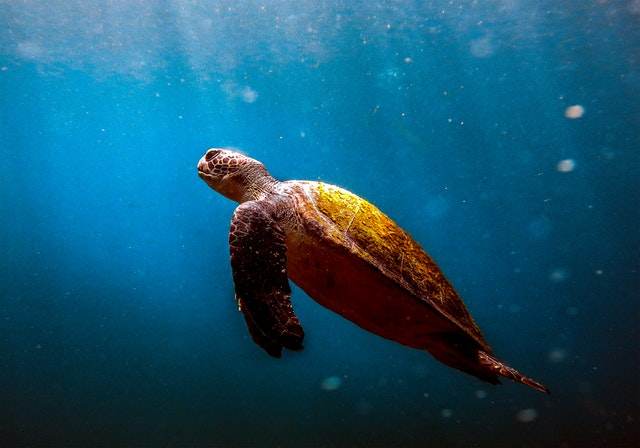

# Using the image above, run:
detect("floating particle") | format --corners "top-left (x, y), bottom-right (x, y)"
top-left (441, 409), bottom-right (453, 418)
top-left (321, 376), bottom-right (342, 391)
top-left (595, 269), bottom-right (603, 275)
top-left (470, 36), bottom-right (495, 58)
top-left (550, 268), bottom-right (568, 283)
top-left (475, 390), bottom-right (487, 399)
top-left (548, 348), bottom-right (567, 363)
top-left (557, 159), bottom-right (576, 172)
top-left (404, 57), bottom-right (413, 64)
top-left (241, 86), bottom-right (258, 103)
top-left (516, 408), bottom-right (538, 423)
top-left (423, 392), bottom-right (430, 398)
top-left (564, 105), bottom-right (585, 119)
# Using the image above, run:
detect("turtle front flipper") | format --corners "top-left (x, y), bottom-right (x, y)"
top-left (229, 201), bottom-right (304, 357)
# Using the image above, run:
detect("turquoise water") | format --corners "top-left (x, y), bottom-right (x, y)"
top-left (1, 1), bottom-right (639, 446)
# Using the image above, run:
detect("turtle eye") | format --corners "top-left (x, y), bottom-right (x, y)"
top-left (205, 149), bottom-right (221, 161)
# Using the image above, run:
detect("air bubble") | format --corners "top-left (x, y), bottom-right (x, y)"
top-left (441, 409), bottom-right (453, 418)
top-left (321, 376), bottom-right (342, 391)
top-left (564, 105), bottom-right (585, 119)
top-left (516, 408), bottom-right (538, 423)
top-left (557, 159), bottom-right (576, 172)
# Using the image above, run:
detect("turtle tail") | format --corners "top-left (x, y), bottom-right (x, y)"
top-left (478, 351), bottom-right (550, 394)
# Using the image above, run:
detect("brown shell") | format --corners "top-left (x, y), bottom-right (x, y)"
top-left (304, 182), bottom-right (490, 351)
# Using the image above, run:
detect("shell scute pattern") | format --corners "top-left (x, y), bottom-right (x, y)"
top-left (312, 183), bottom-right (486, 348)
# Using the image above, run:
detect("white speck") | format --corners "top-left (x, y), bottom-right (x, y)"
top-left (154, 92), bottom-right (160, 97)
top-left (564, 105), bottom-right (585, 119)
top-left (423, 392), bottom-right (429, 398)
top-left (241, 86), bottom-right (258, 103)
top-left (557, 159), bottom-right (576, 172)
top-left (516, 408), bottom-right (538, 423)
top-left (299, 131), bottom-right (306, 138)
top-left (386, 23), bottom-right (392, 29)
top-left (35, 344), bottom-right (42, 349)
top-left (404, 57), bottom-right (413, 64)
top-left (595, 269), bottom-right (603, 275)
top-left (550, 268), bottom-right (568, 283)
top-left (447, 118), bottom-right (453, 123)
top-left (321, 376), bottom-right (342, 391)
top-left (441, 409), bottom-right (453, 418)
top-left (178, 115), bottom-right (183, 120)
top-left (100, 128), bottom-right (106, 132)
top-left (475, 390), bottom-right (487, 399)
top-left (0, 66), bottom-right (7, 71)
top-left (548, 348), bottom-right (567, 363)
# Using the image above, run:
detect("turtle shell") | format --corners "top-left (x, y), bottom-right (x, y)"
top-left (304, 182), bottom-right (490, 351)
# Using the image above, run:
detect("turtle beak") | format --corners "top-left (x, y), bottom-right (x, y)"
top-left (197, 155), bottom-right (208, 174)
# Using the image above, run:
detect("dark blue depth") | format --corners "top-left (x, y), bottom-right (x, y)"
top-left (1, 1), bottom-right (639, 447)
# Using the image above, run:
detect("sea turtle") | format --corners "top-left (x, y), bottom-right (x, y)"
top-left (197, 148), bottom-right (549, 393)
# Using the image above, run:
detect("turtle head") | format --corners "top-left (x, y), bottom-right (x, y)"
top-left (197, 148), bottom-right (274, 202)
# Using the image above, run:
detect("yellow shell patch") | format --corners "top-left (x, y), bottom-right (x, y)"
top-left (314, 183), bottom-right (406, 269)
top-left (312, 182), bottom-right (485, 344)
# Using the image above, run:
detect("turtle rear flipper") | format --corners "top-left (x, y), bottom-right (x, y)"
top-left (230, 201), bottom-right (304, 357)
top-left (427, 332), bottom-right (549, 394)
top-left (478, 351), bottom-right (550, 394)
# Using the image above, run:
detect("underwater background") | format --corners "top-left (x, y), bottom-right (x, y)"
top-left (1, 1), bottom-right (639, 446)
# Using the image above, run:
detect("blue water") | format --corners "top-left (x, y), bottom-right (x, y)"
top-left (1, 1), bottom-right (639, 446)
